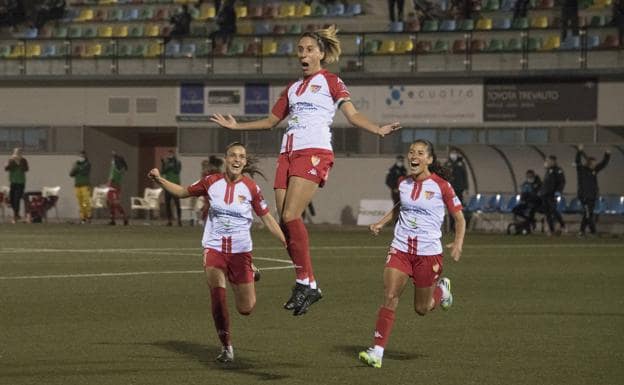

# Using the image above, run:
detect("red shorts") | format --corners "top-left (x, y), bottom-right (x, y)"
top-left (385, 248), bottom-right (443, 288)
top-left (107, 186), bottom-right (121, 203)
top-left (274, 148), bottom-right (334, 189)
top-left (203, 248), bottom-right (254, 285)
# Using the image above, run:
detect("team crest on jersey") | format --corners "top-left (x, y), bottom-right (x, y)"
top-left (311, 156), bottom-right (321, 166)
top-left (310, 85), bottom-right (322, 93)
top-left (238, 195), bottom-right (246, 204)
top-left (432, 263), bottom-right (440, 273)
top-left (424, 191), bottom-right (435, 200)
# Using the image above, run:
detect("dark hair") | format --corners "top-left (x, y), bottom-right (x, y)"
top-left (224, 142), bottom-right (266, 180)
top-left (299, 25), bottom-right (341, 65)
top-left (412, 139), bottom-right (452, 181)
top-left (548, 155), bottom-right (557, 161)
top-left (526, 169), bottom-right (535, 176)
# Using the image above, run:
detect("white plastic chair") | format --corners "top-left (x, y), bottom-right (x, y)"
top-left (91, 186), bottom-right (110, 219)
top-left (130, 187), bottom-right (162, 220)
top-left (0, 185), bottom-right (9, 222)
top-left (41, 186), bottom-right (61, 221)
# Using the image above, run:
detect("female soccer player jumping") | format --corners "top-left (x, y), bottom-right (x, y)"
top-left (359, 140), bottom-right (466, 368)
top-left (149, 142), bottom-right (286, 363)
top-left (211, 25), bottom-right (400, 316)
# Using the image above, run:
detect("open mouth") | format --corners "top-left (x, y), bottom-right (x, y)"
top-left (410, 161), bottom-right (419, 168)
top-left (301, 61), bottom-right (309, 70)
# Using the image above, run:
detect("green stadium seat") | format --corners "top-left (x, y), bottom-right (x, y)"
top-left (505, 38), bottom-right (523, 51)
top-left (422, 20), bottom-right (439, 32)
top-left (227, 40), bottom-right (245, 55)
top-left (364, 40), bottom-right (380, 55)
top-left (512, 17), bottom-right (529, 29)
top-left (459, 19), bottom-right (474, 31)
top-left (483, 0), bottom-right (500, 11)
top-left (83, 26), bottom-right (97, 38)
top-left (486, 38), bottom-right (504, 52)
top-left (53, 26), bottom-right (68, 38)
top-left (129, 25), bottom-right (144, 37)
top-left (432, 39), bottom-right (449, 53)
top-left (527, 37), bottom-right (542, 51)
top-left (132, 43), bottom-right (148, 57)
top-left (68, 26), bottom-right (83, 38)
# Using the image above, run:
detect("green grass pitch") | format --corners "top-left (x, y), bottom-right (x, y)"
top-left (1, 224), bottom-right (623, 385)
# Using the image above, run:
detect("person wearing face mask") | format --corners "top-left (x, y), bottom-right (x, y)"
top-left (69, 150), bottom-right (92, 223)
top-left (540, 155), bottom-right (566, 235)
top-left (161, 149), bottom-right (182, 226)
top-left (385, 155), bottom-right (407, 219)
top-left (511, 169), bottom-right (542, 233)
top-left (575, 144), bottom-right (610, 236)
top-left (5, 147), bottom-right (29, 224)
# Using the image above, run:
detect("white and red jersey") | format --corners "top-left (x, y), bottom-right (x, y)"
top-left (271, 69), bottom-right (350, 153)
top-left (187, 173), bottom-right (270, 253)
top-left (391, 173), bottom-right (463, 256)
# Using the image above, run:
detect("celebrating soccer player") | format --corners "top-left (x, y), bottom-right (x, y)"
top-left (358, 140), bottom-right (466, 368)
top-left (210, 25), bottom-right (401, 316)
top-left (148, 142), bottom-right (286, 363)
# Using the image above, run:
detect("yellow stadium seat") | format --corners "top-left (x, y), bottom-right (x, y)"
top-left (26, 44), bottom-right (41, 58)
top-left (113, 25), bottom-right (129, 37)
top-left (395, 39), bottom-right (414, 53)
top-left (378, 40), bottom-right (396, 54)
top-left (76, 8), bottom-right (94, 22)
top-left (262, 40), bottom-right (277, 55)
top-left (98, 0), bottom-right (117, 5)
top-left (237, 23), bottom-right (253, 35)
top-left (197, 5), bottom-right (216, 20)
top-left (145, 42), bottom-right (164, 57)
top-left (531, 16), bottom-right (549, 28)
top-left (476, 18), bottom-right (493, 30)
top-left (541, 36), bottom-right (560, 50)
top-left (589, 0), bottom-right (612, 8)
top-left (83, 43), bottom-right (103, 57)
top-left (98, 25), bottom-right (113, 38)
top-left (144, 24), bottom-right (161, 37)
top-left (235, 5), bottom-right (248, 18)
top-left (278, 3), bottom-right (296, 17)
top-left (8, 44), bottom-right (25, 58)
top-left (295, 3), bottom-right (312, 17)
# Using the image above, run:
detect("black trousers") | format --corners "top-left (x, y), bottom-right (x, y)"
top-left (9, 183), bottom-right (25, 219)
top-left (543, 195), bottom-right (565, 233)
top-left (164, 190), bottom-right (181, 224)
top-left (388, 0), bottom-right (405, 22)
top-left (580, 197), bottom-right (596, 234)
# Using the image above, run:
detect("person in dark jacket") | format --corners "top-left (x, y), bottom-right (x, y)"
top-left (161, 150), bottom-right (182, 226)
top-left (165, 4), bottom-right (192, 43)
top-left (561, 0), bottom-right (579, 41)
top-left (210, 0), bottom-right (236, 48)
top-left (575, 144), bottom-right (610, 236)
top-left (540, 155), bottom-right (566, 235)
top-left (512, 169), bottom-right (542, 231)
top-left (444, 149), bottom-right (469, 232)
top-left (385, 155), bottom-right (407, 219)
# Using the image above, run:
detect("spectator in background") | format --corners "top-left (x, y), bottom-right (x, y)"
top-left (69, 150), bottom-right (92, 224)
top-left (165, 4), bottom-right (192, 43)
top-left (161, 150), bottom-right (182, 226)
top-left (388, 0), bottom-right (405, 22)
top-left (4, 147), bottom-right (28, 224)
top-left (561, 0), bottom-right (579, 41)
top-left (540, 155), bottom-right (566, 235)
top-left (615, 0), bottom-right (624, 47)
top-left (575, 144), bottom-right (610, 237)
top-left (34, 0), bottom-right (65, 29)
top-left (385, 155), bottom-right (407, 219)
top-left (513, 0), bottom-right (529, 20)
top-left (211, 0), bottom-right (236, 48)
top-left (512, 169), bottom-right (542, 232)
top-left (444, 149), bottom-right (468, 232)
top-left (107, 151), bottom-right (129, 226)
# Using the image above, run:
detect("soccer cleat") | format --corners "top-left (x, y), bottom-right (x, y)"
top-left (215, 346), bottom-right (234, 363)
top-left (293, 287), bottom-right (322, 316)
top-left (283, 283), bottom-right (308, 310)
top-left (438, 277), bottom-right (453, 311)
top-left (252, 263), bottom-right (261, 282)
top-left (358, 348), bottom-right (382, 368)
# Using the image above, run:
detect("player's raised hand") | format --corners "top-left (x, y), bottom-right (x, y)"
top-left (445, 242), bottom-right (462, 261)
top-left (210, 113), bottom-right (238, 130)
top-left (369, 222), bottom-right (383, 236)
top-left (148, 168), bottom-right (161, 181)
top-left (378, 122), bottom-right (401, 137)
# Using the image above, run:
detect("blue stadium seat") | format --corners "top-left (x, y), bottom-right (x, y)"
top-left (277, 40), bottom-right (294, 55)
top-left (610, 196), bottom-right (624, 215)
top-left (587, 35), bottom-right (600, 49)
top-left (501, 194), bottom-right (521, 213)
top-left (165, 42), bottom-right (180, 57)
top-left (327, 2), bottom-right (345, 16)
top-left (254, 22), bottom-right (271, 35)
top-left (560, 36), bottom-right (580, 50)
top-left (501, 0), bottom-right (518, 11)
top-left (345, 3), bottom-right (362, 16)
top-left (555, 195), bottom-right (567, 213)
top-left (565, 197), bottom-right (582, 213)
top-left (493, 17), bottom-right (511, 29)
top-left (482, 194), bottom-right (504, 213)
top-left (465, 194), bottom-right (485, 212)
top-left (439, 19), bottom-right (457, 31)
top-left (389, 21), bottom-right (404, 32)
top-left (593, 196), bottom-right (607, 215)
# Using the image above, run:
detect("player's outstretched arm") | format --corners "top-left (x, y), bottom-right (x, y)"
top-left (340, 101), bottom-right (401, 137)
top-left (210, 113), bottom-right (281, 131)
top-left (445, 210), bottom-right (465, 261)
top-left (148, 168), bottom-right (190, 199)
top-left (260, 213), bottom-right (287, 248)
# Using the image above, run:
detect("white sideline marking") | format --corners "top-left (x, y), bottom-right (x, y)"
top-left (0, 265), bottom-right (294, 281)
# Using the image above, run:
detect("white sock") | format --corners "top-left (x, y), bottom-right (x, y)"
top-left (296, 278), bottom-right (309, 286)
top-left (373, 345), bottom-right (384, 358)
top-left (309, 281), bottom-right (317, 289)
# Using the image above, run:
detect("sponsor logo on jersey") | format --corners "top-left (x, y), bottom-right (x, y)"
top-left (311, 155), bottom-right (321, 166)
top-left (310, 85), bottom-right (322, 93)
top-left (424, 191), bottom-right (435, 200)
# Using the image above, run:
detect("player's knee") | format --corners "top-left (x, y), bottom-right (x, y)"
top-left (237, 303), bottom-right (255, 316)
top-left (414, 304), bottom-right (429, 316)
top-left (281, 210), bottom-right (299, 223)
top-left (383, 293), bottom-right (400, 309)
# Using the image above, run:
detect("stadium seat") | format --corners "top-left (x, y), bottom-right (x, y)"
top-left (247, 5), bottom-right (263, 18)
top-left (405, 19), bottom-right (421, 32)
top-left (531, 16), bottom-right (549, 28)
top-left (527, 37), bottom-right (542, 50)
top-left (75, 8), bottom-right (95, 22)
top-left (72, 43), bottom-right (85, 57)
top-left (608, 196), bottom-right (624, 215)
top-left (601, 35), bottom-right (619, 49)
top-left (494, 17), bottom-right (512, 29)
top-left (312, 3), bottom-right (328, 16)
top-left (93, 8), bottom-right (106, 21)
top-left (483, 0), bottom-right (500, 11)
top-left (501, 0), bottom-right (517, 11)
top-left (560, 35), bottom-right (580, 50)
top-left (387, 21), bottom-right (402, 32)
top-left (432, 39), bottom-right (450, 53)
top-left (145, 42), bottom-right (163, 57)
top-left (288, 24), bottom-right (302, 34)
top-left (589, 15), bottom-right (607, 27)
top-left (235, 24), bottom-right (252, 35)
top-left (482, 194), bottom-right (504, 213)
top-left (38, 27), bottom-right (53, 38)
top-left (98, 25), bottom-right (113, 38)
top-left (277, 40), bottom-right (294, 55)
top-left (452, 39), bottom-right (466, 53)
top-left (471, 39), bottom-right (486, 52)
top-left (501, 194), bottom-right (521, 213)
top-left (345, 3), bottom-right (362, 16)
top-left (226, 40), bottom-right (244, 56)
top-left (122, 8), bottom-right (139, 21)
top-left (196, 42), bottom-right (211, 57)
top-left (593, 196), bottom-right (607, 214)
top-left (422, 20), bottom-right (439, 32)
top-left (378, 39), bottom-right (396, 54)
top-left (589, 0), bottom-right (612, 9)
top-left (132, 43), bottom-right (148, 57)
top-left (262, 40), bottom-right (277, 56)
top-left (91, 186), bottom-right (109, 217)
top-left (235, 5), bottom-right (248, 18)
top-left (154, 7), bottom-right (170, 21)
top-left (295, 3), bottom-right (312, 17)
top-left (165, 42), bottom-right (180, 57)
top-left (129, 25), bottom-right (144, 37)
top-left (68, 25), bottom-right (83, 38)
top-left (541, 36), bottom-right (560, 51)
top-left (327, 2), bottom-right (345, 16)
top-left (117, 43), bottom-right (132, 57)
top-left (465, 194), bottom-right (485, 213)
top-left (587, 35), bottom-right (600, 49)
top-left (512, 17), bottom-right (529, 29)
top-left (139, 6), bottom-right (154, 20)
top-left (41, 43), bottom-right (58, 57)
top-left (7, 44), bottom-right (25, 58)
top-left (278, 3), bottom-right (296, 18)
top-left (555, 195), bottom-right (567, 213)
top-left (439, 19), bottom-right (457, 31)
top-left (108, 8), bottom-right (123, 21)
top-left (459, 19), bottom-right (474, 31)
top-left (255, 22), bottom-right (271, 35)
top-left (486, 38), bottom-right (504, 52)
top-left (25, 44), bottom-right (41, 58)
top-left (144, 24), bottom-right (161, 37)
top-left (0, 45), bottom-right (10, 59)
top-left (113, 25), bottom-right (129, 37)
top-left (364, 40), bottom-right (380, 54)
top-left (506, 38), bottom-right (522, 51)
top-left (395, 39), bottom-right (414, 53)
top-left (197, 4), bottom-right (215, 20)
top-left (178, 42), bottom-right (195, 57)
top-left (565, 197), bottom-right (582, 213)
top-left (416, 40), bottom-right (432, 53)
top-left (83, 26), bottom-right (97, 38)
top-left (476, 18), bottom-right (493, 30)
top-left (83, 43), bottom-right (103, 58)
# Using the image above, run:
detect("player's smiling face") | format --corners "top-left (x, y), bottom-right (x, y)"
top-left (407, 142), bottom-right (432, 180)
top-left (224, 145), bottom-right (247, 181)
top-left (297, 36), bottom-right (324, 76)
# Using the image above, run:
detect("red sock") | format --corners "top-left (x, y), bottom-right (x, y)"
top-left (373, 307), bottom-right (395, 348)
top-left (210, 287), bottom-right (231, 347)
top-left (433, 286), bottom-right (443, 308)
top-left (284, 219), bottom-right (313, 282)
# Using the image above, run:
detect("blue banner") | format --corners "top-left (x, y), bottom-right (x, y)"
top-left (244, 83), bottom-right (269, 115)
top-left (180, 83), bottom-right (204, 114)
